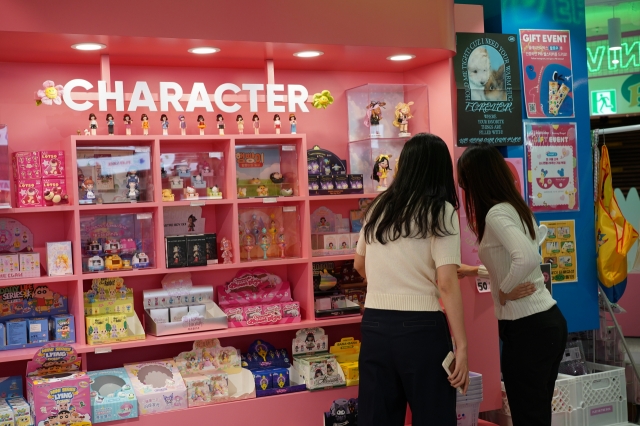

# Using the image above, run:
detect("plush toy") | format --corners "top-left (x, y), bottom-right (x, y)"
top-left (312, 90), bottom-right (334, 109)
top-left (44, 187), bottom-right (69, 205)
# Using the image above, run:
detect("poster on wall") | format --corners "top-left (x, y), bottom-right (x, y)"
top-left (540, 220), bottom-right (578, 283)
top-left (524, 121), bottom-right (579, 212)
top-left (519, 30), bottom-right (574, 118)
top-left (504, 157), bottom-right (525, 197)
top-left (454, 33), bottom-right (524, 147)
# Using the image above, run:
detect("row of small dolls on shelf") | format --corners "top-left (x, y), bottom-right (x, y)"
top-left (13, 151), bottom-right (68, 208)
top-left (83, 238), bottom-right (150, 272)
top-left (82, 113), bottom-right (299, 136)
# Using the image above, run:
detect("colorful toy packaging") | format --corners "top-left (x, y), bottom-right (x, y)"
top-left (0, 284), bottom-right (68, 321)
top-left (324, 398), bottom-right (359, 426)
top-left (0, 376), bottom-right (23, 399)
top-left (123, 359), bottom-right (188, 415)
top-left (6, 397), bottom-right (31, 426)
top-left (26, 343), bottom-right (92, 426)
top-left (216, 269), bottom-right (293, 308)
top-left (12, 152), bottom-right (41, 181)
top-left (292, 328), bottom-right (346, 390)
top-left (84, 277), bottom-right (134, 315)
top-left (241, 340), bottom-right (305, 397)
top-left (40, 151), bottom-right (65, 179)
top-left (87, 368), bottom-right (138, 423)
top-left (46, 242), bottom-right (73, 276)
top-left (14, 180), bottom-right (43, 208)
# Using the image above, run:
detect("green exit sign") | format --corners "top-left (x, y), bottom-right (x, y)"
top-left (591, 90), bottom-right (617, 115)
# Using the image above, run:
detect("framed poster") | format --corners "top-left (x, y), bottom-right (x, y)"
top-left (524, 121), bottom-right (579, 212)
top-left (454, 33), bottom-right (524, 147)
top-left (540, 220), bottom-right (577, 283)
top-left (519, 30), bottom-right (574, 118)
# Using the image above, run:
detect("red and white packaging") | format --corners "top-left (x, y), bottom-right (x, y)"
top-left (223, 301), bottom-right (301, 328)
top-left (12, 151), bottom-right (41, 180)
top-left (42, 178), bottom-right (68, 205)
top-left (40, 150), bottom-right (65, 178)
top-left (14, 180), bottom-right (43, 207)
top-left (216, 269), bottom-right (293, 308)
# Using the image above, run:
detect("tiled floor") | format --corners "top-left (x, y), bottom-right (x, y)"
top-left (625, 337), bottom-right (640, 363)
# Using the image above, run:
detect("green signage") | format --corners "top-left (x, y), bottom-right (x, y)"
top-left (588, 74), bottom-right (640, 116)
top-left (591, 90), bottom-right (617, 115)
top-left (587, 36), bottom-right (640, 78)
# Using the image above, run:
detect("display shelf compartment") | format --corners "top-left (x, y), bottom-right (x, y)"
top-left (308, 193), bottom-right (377, 201)
top-left (0, 274), bottom-right (80, 288)
top-left (0, 205), bottom-right (75, 214)
top-left (349, 137), bottom-right (408, 194)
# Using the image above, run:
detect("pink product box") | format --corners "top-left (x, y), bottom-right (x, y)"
top-left (223, 301), bottom-right (301, 328)
top-left (19, 253), bottom-right (40, 277)
top-left (14, 180), bottom-right (43, 207)
top-left (40, 150), bottom-right (65, 178)
top-left (216, 280), bottom-right (293, 309)
top-left (12, 151), bottom-right (41, 180)
top-left (42, 178), bottom-right (67, 205)
top-left (27, 372), bottom-right (92, 426)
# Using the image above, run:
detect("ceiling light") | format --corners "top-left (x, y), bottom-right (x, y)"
top-left (608, 17), bottom-right (621, 50)
top-left (387, 54), bottom-right (415, 61)
top-left (71, 43), bottom-right (106, 51)
top-left (612, 59), bottom-right (620, 64)
top-left (293, 51), bottom-right (323, 58)
top-left (188, 47), bottom-right (220, 54)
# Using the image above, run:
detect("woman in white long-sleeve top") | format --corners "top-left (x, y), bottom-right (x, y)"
top-left (457, 144), bottom-right (567, 426)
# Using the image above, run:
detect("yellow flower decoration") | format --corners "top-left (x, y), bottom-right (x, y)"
top-left (312, 90), bottom-right (334, 109)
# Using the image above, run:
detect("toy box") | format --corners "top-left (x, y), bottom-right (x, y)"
top-left (161, 153), bottom-right (226, 201)
top-left (307, 145), bottom-right (347, 176)
top-left (12, 152), bottom-right (41, 181)
top-left (123, 359), bottom-right (188, 414)
top-left (27, 317), bottom-right (49, 343)
top-left (18, 253), bottom-right (40, 277)
top-left (50, 314), bottom-right (75, 342)
top-left (205, 233), bottom-right (218, 265)
top-left (5, 320), bottom-right (27, 346)
top-left (84, 277), bottom-right (134, 315)
top-left (235, 146), bottom-right (297, 198)
top-left (26, 344), bottom-right (91, 426)
top-left (0, 402), bottom-right (15, 426)
top-left (42, 178), bottom-right (68, 206)
top-left (165, 236), bottom-right (187, 268)
top-left (222, 301), bottom-right (301, 328)
top-left (7, 397), bottom-right (30, 426)
top-left (14, 180), bottom-right (43, 208)
top-left (40, 151), bottom-right (65, 178)
top-left (85, 313), bottom-right (145, 345)
top-left (87, 368), bottom-right (138, 423)
top-left (0, 284), bottom-right (68, 322)
top-left (216, 269), bottom-right (293, 309)
top-left (0, 255), bottom-right (19, 274)
top-left (291, 329), bottom-right (346, 390)
top-left (0, 376), bottom-right (23, 399)
top-left (186, 235), bottom-right (207, 267)
top-left (0, 219), bottom-right (34, 257)
top-left (241, 340), bottom-right (305, 397)
top-left (46, 242), bottom-right (73, 276)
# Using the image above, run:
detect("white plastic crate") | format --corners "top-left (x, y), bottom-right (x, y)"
top-left (498, 408), bottom-right (584, 426)
top-left (456, 400), bottom-right (481, 426)
top-left (580, 362), bottom-right (627, 426)
top-left (501, 374), bottom-right (581, 416)
top-left (625, 363), bottom-right (639, 405)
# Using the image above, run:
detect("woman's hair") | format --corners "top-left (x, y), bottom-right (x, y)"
top-left (89, 113), bottom-right (96, 120)
top-left (141, 114), bottom-right (148, 120)
top-left (160, 114), bottom-right (168, 121)
top-left (217, 114), bottom-right (223, 121)
top-left (457, 144), bottom-right (535, 242)
top-left (363, 133), bottom-right (458, 244)
top-left (273, 114), bottom-right (280, 121)
top-left (106, 113), bottom-right (113, 120)
top-left (252, 114), bottom-right (259, 121)
top-left (123, 114), bottom-right (131, 121)
top-left (197, 115), bottom-right (204, 121)
top-left (236, 115), bottom-right (243, 121)
top-left (289, 114), bottom-right (296, 121)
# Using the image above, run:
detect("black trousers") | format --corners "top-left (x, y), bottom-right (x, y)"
top-left (499, 305), bottom-right (568, 426)
top-left (359, 308), bottom-right (456, 426)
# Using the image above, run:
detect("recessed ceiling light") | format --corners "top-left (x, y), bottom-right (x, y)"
top-left (293, 51), bottom-right (324, 58)
top-left (188, 47), bottom-right (220, 54)
top-left (71, 43), bottom-right (106, 51)
top-left (612, 59), bottom-right (620, 64)
top-left (387, 54), bottom-right (415, 61)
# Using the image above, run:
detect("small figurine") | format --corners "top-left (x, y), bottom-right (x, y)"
top-left (127, 180), bottom-right (139, 201)
top-left (179, 114), bottom-right (187, 135)
top-left (277, 232), bottom-right (286, 258)
top-left (162, 189), bottom-right (174, 201)
top-left (161, 114), bottom-right (169, 135)
top-left (270, 172), bottom-right (283, 184)
top-left (365, 101), bottom-right (386, 137)
top-left (280, 188), bottom-right (293, 196)
top-left (273, 114), bottom-right (281, 134)
top-left (187, 215), bottom-right (197, 233)
top-left (259, 228), bottom-right (271, 260)
top-left (89, 113), bottom-right (98, 135)
top-left (141, 113), bottom-right (149, 135)
top-left (289, 114), bottom-right (297, 134)
top-left (83, 177), bottom-right (96, 201)
top-left (197, 115), bottom-right (206, 135)
top-left (220, 237), bottom-right (232, 264)
top-left (126, 167), bottom-right (139, 186)
top-left (393, 101), bottom-right (414, 137)
top-left (372, 154), bottom-right (392, 191)
top-left (256, 185), bottom-right (269, 197)
top-left (106, 113), bottom-right (115, 135)
top-left (216, 114), bottom-right (225, 135)
top-left (237, 187), bottom-right (247, 198)
top-left (248, 178), bottom-right (261, 185)
top-left (236, 114), bottom-right (244, 134)
top-left (186, 186), bottom-right (198, 199)
top-left (252, 113), bottom-right (260, 135)
top-left (192, 244), bottom-right (202, 263)
top-left (121, 113), bottom-right (132, 136)
top-left (243, 233), bottom-right (255, 261)
top-left (83, 128), bottom-right (90, 135)
top-left (207, 185), bottom-right (222, 198)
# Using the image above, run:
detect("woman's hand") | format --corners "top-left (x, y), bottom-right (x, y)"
top-left (457, 264), bottom-right (479, 279)
top-left (449, 348), bottom-right (470, 395)
top-left (499, 283), bottom-right (536, 306)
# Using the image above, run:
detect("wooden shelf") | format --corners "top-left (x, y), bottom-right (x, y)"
top-left (78, 201), bottom-right (159, 211)
top-left (0, 274), bottom-right (78, 287)
top-left (311, 254), bottom-right (355, 263)
top-left (309, 193), bottom-right (377, 201)
top-left (0, 205), bottom-right (75, 214)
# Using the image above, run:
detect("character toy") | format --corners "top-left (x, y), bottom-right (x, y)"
top-left (243, 233), bottom-right (255, 261)
top-left (162, 189), bottom-right (174, 201)
top-left (236, 114), bottom-right (244, 134)
top-left (252, 114), bottom-right (260, 135)
top-left (259, 228), bottom-right (270, 260)
top-left (256, 185), bottom-right (269, 197)
top-left (364, 100), bottom-right (386, 137)
top-left (372, 154), bottom-right (392, 191)
top-left (220, 237), bottom-right (232, 264)
top-left (88, 256), bottom-right (105, 272)
top-left (289, 114), bottom-right (297, 134)
top-left (277, 230), bottom-right (286, 259)
top-left (187, 214), bottom-right (197, 232)
top-left (82, 178), bottom-right (96, 201)
top-left (106, 113), bottom-right (115, 135)
top-left (206, 185), bottom-right (222, 198)
top-left (123, 113), bottom-right (132, 135)
top-left (161, 114), bottom-right (169, 135)
top-left (105, 255), bottom-right (123, 271)
top-left (393, 101), bottom-right (414, 137)
top-left (237, 187), bottom-right (247, 198)
top-left (132, 252), bottom-right (150, 268)
top-left (186, 186), bottom-right (198, 199)
top-left (89, 113), bottom-right (98, 135)
top-left (179, 114), bottom-right (187, 135)
top-left (104, 239), bottom-right (121, 254)
top-left (273, 114), bottom-right (281, 134)
top-left (216, 114), bottom-right (225, 135)
top-left (141, 114), bottom-right (149, 135)
top-left (197, 115), bottom-right (206, 135)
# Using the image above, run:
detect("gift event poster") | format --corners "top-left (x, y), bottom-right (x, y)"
top-left (454, 33), bottom-right (523, 147)
top-left (519, 30), bottom-right (574, 118)
top-left (524, 122), bottom-right (579, 212)
top-left (540, 220), bottom-right (577, 283)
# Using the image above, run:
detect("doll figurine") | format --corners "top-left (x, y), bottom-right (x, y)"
top-left (197, 115), bottom-right (206, 135)
top-left (236, 115), bottom-right (244, 134)
top-left (161, 114), bottom-right (169, 135)
top-left (220, 237), bottom-right (233, 264)
top-left (243, 233), bottom-right (255, 261)
top-left (89, 113), bottom-right (98, 135)
top-left (126, 167), bottom-right (139, 186)
top-left (289, 114), bottom-right (297, 134)
top-left (123, 114), bottom-right (132, 135)
top-left (252, 114), bottom-right (260, 135)
top-left (179, 114), bottom-right (187, 135)
top-left (364, 100), bottom-right (386, 137)
top-left (273, 114), bottom-right (281, 134)
top-left (83, 177), bottom-right (96, 201)
top-left (372, 154), bottom-right (392, 191)
top-left (259, 228), bottom-right (270, 260)
top-left (216, 114), bottom-right (225, 135)
top-left (106, 113), bottom-right (115, 135)
top-left (141, 113), bottom-right (149, 135)
top-left (393, 101), bottom-right (414, 137)
top-left (277, 230), bottom-right (286, 259)
top-left (127, 181), bottom-right (139, 201)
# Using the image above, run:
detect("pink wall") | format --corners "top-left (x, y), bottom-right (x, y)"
top-left (616, 274), bottom-right (640, 337)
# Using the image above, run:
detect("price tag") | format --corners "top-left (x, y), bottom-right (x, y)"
top-left (190, 201), bottom-right (205, 207)
top-left (262, 198), bottom-right (277, 204)
top-left (95, 346), bottom-right (112, 354)
top-left (208, 152), bottom-right (222, 158)
top-left (136, 213), bottom-right (152, 220)
top-left (282, 145), bottom-right (296, 151)
top-left (134, 147), bottom-right (151, 153)
top-left (475, 278), bottom-right (491, 293)
top-left (283, 206), bottom-right (297, 212)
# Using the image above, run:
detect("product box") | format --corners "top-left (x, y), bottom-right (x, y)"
top-left (50, 314), bottom-right (75, 342)
top-left (0, 404), bottom-right (14, 426)
top-left (170, 306), bottom-right (188, 322)
top-left (123, 359), bottom-right (188, 414)
top-left (165, 236), bottom-right (187, 268)
top-left (85, 313), bottom-right (145, 345)
top-left (186, 234), bottom-right (207, 267)
top-left (7, 397), bottom-right (30, 426)
top-left (0, 324), bottom-right (5, 347)
top-left (0, 376), bottom-right (23, 399)
top-left (5, 319), bottom-right (27, 346)
top-left (87, 367), bottom-right (138, 423)
top-left (18, 253), bottom-right (40, 277)
top-left (0, 255), bottom-right (19, 274)
top-left (46, 241), bottom-right (73, 276)
top-left (27, 317), bottom-right (49, 343)
top-left (348, 174), bottom-right (364, 190)
top-left (308, 174), bottom-right (320, 191)
top-left (222, 301), bottom-right (301, 328)
top-left (319, 175), bottom-right (335, 191)
top-left (14, 180), bottom-right (43, 207)
top-left (12, 152), bottom-right (41, 181)
top-left (84, 277), bottom-right (134, 315)
top-left (0, 284), bottom-right (69, 322)
top-left (350, 233), bottom-right (359, 250)
top-left (253, 370), bottom-right (272, 391)
top-left (337, 234), bottom-right (351, 251)
top-left (205, 233), bottom-right (218, 265)
top-left (184, 375), bottom-right (212, 407)
top-left (42, 178), bottom-right (68, 206)
top-left (40, 151), bottom-right (66, 178)
top-left (149, 308), bottom-right (169, 324)
top-left (334, 175), bottom-right (349, 190)
top-left (216, 269), bottom-right (293, 309)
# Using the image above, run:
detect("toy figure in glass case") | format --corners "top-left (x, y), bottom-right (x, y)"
top-left (372, 154), bottom-right (392, 191)
top-left (252, 114), bottom-right (260, 135)
top-left (161, 114), bottom-right (169, 135)
top-left (393, 101), bottom-right (414, 137)
top-left (259, 228), bottom-right (270, 260)
top-left (364, 101), bottom-right (386, 137)
top-left (243, 233), bottom-right (255, 261)
top-left (236, 114), bottom-right (244, 134)
top-left (89, 113), bottom-right (98, 135)
top-left (273, 114), bottom-right (281, 134)
top-left (197, 115), bottom-right (206, 135)
top-left (277, 230), bottom-right (286, 259)
top-left (220, 237), bottom-right (233, 264)
top-left (141, 113), bottom-right (149, 135)
top-left (256, 185), bottom-right (269, 197)
top-left (187, 214), bottom-right (197, 232)
top-left (179, 114), bottom-right (187, 135)
top-left (82, 177), bottom-right (96, 201)
top-left (126, 167), bottom-right (140, 187)
top-left (289, 114), bottom-right (297, 134)
top-left (123, 114), bottom-right (132, 135)
top-left (127, 180), bottom-right (139, 201)
top-left (216, 114), bottom-right (225, 135)
top-left (106, 113), bottom-right (115, 135)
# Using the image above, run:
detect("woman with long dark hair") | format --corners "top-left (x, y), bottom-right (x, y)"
top-left (457, 144), bottom-right (567, 426)
top-left (354, 133), bottom-right (469, 426)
